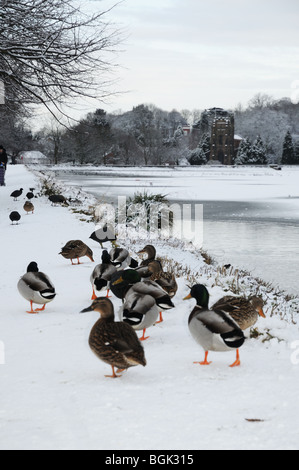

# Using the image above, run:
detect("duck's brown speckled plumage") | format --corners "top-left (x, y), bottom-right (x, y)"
top-left (147, 261), bottom-right (178, 298)
top-left (82, 298), bottom-right (146, 377)
top-left (59, 240), bottom-right (94, 264)
top-left (211, 295), bottom-right (265, 330)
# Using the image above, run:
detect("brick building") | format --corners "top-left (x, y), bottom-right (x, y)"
top-left (209, 108), bottom-right (235, 165)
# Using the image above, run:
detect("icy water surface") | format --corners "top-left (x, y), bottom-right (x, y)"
top-left (51, 167), bottom-right (299, 295)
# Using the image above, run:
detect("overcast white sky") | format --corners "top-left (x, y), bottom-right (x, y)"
top-left (86, 0), bottom-right (299, 115)
top-left (33, 0), bottom-right (299, 128)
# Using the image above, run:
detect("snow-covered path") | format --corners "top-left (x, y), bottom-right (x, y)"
top-left (0, 165), bottom-right (299, 450)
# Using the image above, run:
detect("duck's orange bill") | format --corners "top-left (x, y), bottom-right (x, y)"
top-left (258, 308), bottom-right (266, 318)
top-left (183, 293), bottom-right (192, 300)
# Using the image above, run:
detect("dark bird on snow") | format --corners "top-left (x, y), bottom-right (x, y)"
top-left (9, 211), bottom-right (21, 225)
top-left (10, 188), bottom-right (23, 201)
top-left (49, 194), bottom-right (68, 206)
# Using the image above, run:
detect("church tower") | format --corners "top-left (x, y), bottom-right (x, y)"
top-left (209, 108), bottom-right (235, 165)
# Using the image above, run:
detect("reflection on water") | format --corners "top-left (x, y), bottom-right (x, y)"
top-left (53, 170), bottom-right (299, 295)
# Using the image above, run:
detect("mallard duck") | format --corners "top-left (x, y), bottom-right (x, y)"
top-left (211, 295), bottom-right (265, 330)
top-left (131, 261), bottom-right (177, 324)
top-left (109, 247), bottom-right (138, 270)
top-left (59, 240), bottom-right (94, 265)
top-left (134, 260), bottom-right (162, 280)
top-left (10, 188), bottom-right (23, 201)
top-left (112, 269), bottom-right (175, 310)
top-left (18, 262), bottom-right (56, 314)
top-left (110, 269), bottom-right (142, 300)
top-left (137, 245), bottom-right (157, 266)
top-left (109, 247), bottom-right (131, 269)
top-left (121, 289), bottom-right (159, 341)
top-left (90, 250), bottom-right (117, 300)
top-left (112, 270), bottom-right (175, 338)
top-left (147, 261), bottom-right (178, 298)
top-left (24, 201), bottom-right (34, 215)
top-left (81, 298), bottom-right (146, 378)
top-left (184, 285), bottom-right (245, 367)
top-left (9, 211), bottom-right (21, 225)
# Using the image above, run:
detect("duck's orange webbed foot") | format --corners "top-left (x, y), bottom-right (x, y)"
top-left (139, 329), bottom-right (149, 341)
top-left (229, 349), bottom-right (241, 368)
top-left (155, 312), bottom-right (164, 324)
top-left (105, 366), bottom-right (121, 378)
top-left (194, 351), bottom-right (212, 366)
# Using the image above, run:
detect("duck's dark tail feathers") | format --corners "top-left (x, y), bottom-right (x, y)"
top-left (221, 329), bottom-right (245, 349)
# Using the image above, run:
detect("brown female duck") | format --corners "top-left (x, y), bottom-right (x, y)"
top-left (211, 295), bottom-right (265, 330)
top-left (59, 240), bottom-right (94, 265)
top-left (81, 298), bottom-right (146, 378)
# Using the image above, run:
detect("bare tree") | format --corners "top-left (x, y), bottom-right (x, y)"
top-left (0, 0), bottom-right (122, 122)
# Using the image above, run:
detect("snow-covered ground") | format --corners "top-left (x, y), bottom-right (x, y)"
top-left (1, 165), bottom-right (299, 450)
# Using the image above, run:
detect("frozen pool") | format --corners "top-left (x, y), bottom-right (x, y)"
top-left (50, 166), bottom-right (299, 295)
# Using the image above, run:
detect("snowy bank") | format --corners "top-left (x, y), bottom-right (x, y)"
top-left (0, 165), bottom-right (299, 450)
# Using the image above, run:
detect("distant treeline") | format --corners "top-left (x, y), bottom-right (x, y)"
top-left (2, 93), bottom-right (299, 166)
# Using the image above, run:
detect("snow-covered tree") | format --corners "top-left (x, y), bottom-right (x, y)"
top-left (250, 136), bottom-right (268, 165)
top-left (188, 147), bottom-right (207, 165)
top-left (281, 131), bottom-right (295, 164)
top-left (188, 134), bottom-right (210, 165)
top-left (235, 136), bottom-right (268, 165)
top-left (235, 137), bottom-right (253, 165)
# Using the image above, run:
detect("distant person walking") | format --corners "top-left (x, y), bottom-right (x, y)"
top-left (0, 145), bottom-right (8, 186)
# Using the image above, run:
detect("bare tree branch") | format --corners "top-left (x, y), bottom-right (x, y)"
top-left (0, 0), bottom-right (123, 122)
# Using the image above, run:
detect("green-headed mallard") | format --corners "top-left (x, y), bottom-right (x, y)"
top-left (59, 240), bottom-right (94, 265)
top-left (110, 269), bottom-right (141, 300)
top-left (90, 250), bottom-right (117, 300)
top-left (112, 269), bottom-right (175, 339)
top-left (18, 262), bottom-right (56, 314)
top-left (211, 295), bottom-right (265, 330)
top-left (81, 297), bottom-right (146, 378)
top-left (184, 284), bottom-right (245, 368)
